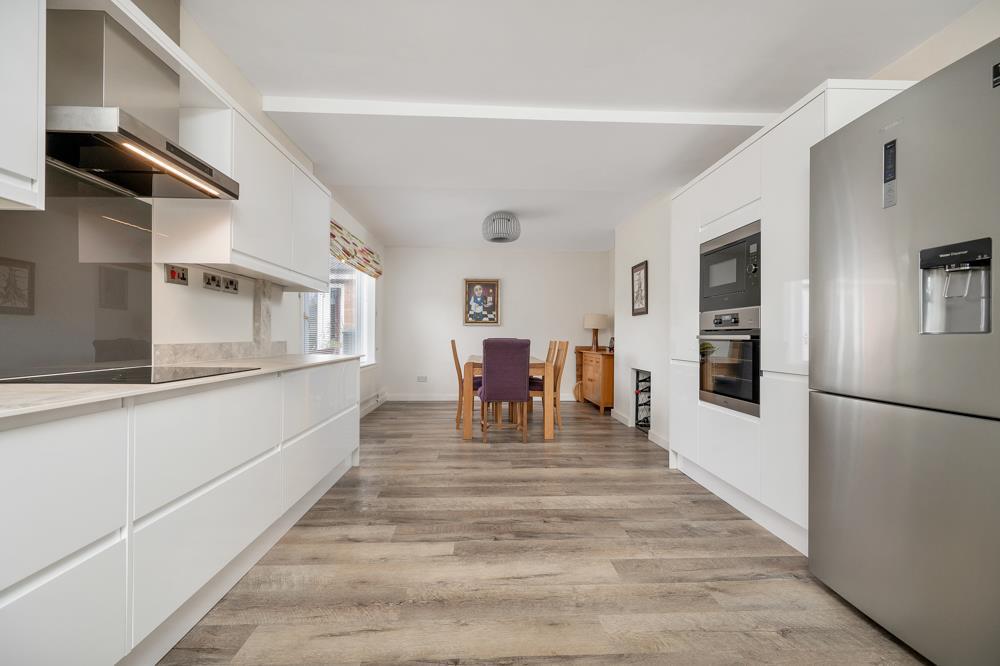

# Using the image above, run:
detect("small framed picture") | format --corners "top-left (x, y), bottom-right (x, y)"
top-left (631, 260), bottom-right (648, 316)
top-left (464, 278), bottom-right (500, 325)
top-left (0, 257), bottom-right (35, 316)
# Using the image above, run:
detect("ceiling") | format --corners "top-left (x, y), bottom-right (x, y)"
top-left (183, 0), bottom-right (977, 249)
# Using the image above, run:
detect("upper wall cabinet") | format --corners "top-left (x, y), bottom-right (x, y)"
top-left (153, 110), bottom-right (331, 291)
top-left (698, 142), bottom-right (761, 226)
top-left (0, 0), bottom-right (45, 211)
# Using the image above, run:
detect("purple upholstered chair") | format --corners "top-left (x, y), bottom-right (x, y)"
top-left (478, 338), bottom-right (530, 442)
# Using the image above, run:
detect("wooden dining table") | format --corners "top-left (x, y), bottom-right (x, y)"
top-left (462, 354), bottom-right (554, 441)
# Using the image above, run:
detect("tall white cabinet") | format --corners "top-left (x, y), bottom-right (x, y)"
top-left (668, 80), bottom-right (913, 553)
top-left (0, 0), bottom-right (45, 210)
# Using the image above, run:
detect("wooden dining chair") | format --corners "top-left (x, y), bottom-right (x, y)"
top-left (529, 340), bottom-right (569, 430)
top-left (451, 339), bottom-right (482, 430)
top-left (527, 340), bottom-right (557, 415)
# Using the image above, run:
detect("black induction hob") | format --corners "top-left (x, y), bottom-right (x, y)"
top-left (0, 366), bottom-right (259, 384)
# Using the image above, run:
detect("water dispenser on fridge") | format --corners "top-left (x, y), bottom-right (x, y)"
top-left (919, 238), bottom-right (991, 335)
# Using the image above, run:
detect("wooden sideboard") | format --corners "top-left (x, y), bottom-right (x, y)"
top-left (580, 350), bottom-right (614, 414)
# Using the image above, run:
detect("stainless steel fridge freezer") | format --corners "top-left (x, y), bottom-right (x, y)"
top-left (809, 37), bottom-right (1000, 665)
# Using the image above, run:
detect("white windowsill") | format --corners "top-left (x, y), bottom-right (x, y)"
top-left (360, 361), bottom-right (377, 370)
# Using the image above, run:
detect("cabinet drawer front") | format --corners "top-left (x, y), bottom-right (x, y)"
top-left (133, 452), bottom-right (281, 643)
top-left (0, 408), bottom-right (126, 590)
top-left (283, 406), bottom-right (359, 510)
top-left (134, 376), bottom-right (281, 519)
top-left (697, 402), bottom-right (761, 498)
top-left (282, 360), bottom-right (359, 441)
top-left (0, 540), bottom-right (126, 666)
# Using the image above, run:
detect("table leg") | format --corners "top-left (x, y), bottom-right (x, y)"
top-left (543, 361), bottom-right (554, 440)
top-left (462, 362), bottom-right (474, 440)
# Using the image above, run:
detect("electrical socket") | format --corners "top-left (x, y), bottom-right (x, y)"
top-left (416, 375), bottom-right (428, 383)
top-left (164, 264), bottom-right (188, 285)
top-left (222, 277), bottom-right (239, 294)
top-left (203, 271), bottom-right (223, 291)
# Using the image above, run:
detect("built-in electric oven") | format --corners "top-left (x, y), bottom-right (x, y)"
top-left (699, 221), bottom-right (762, 417)
top-left (698, 307), bottom-right (761, 417)
top-left (700, 220), bottom-right (760, 312)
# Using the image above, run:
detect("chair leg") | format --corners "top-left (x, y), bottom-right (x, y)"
top-left (555, 397), bottom-right (562, 431)
top-left (521, 402), bottom-right (528, 442)
top-left (456, 391), bottom-right (462, 429)
top-left (527, 398), bottom-right (533, 414)
top-left (482, 401), bottom-right (489, 442)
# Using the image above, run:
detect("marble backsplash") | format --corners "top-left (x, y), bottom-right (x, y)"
top-left (154, 280), bottom-right (289, 365)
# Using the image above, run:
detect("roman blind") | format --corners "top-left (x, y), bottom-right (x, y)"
top-left (330, 220), bottom-right (383, 279)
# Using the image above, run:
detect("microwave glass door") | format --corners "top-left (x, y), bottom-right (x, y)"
top-left (701, 244), bottom-right (747, 299)
top-left (699, 336), bottom-right (759, 405)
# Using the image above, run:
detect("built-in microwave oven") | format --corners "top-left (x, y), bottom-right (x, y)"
top-left (700, 220), bottom-right (760, 313)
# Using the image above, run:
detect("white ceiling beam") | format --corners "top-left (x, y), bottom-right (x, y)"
top-left (263, 96), bottom-right (777, 127)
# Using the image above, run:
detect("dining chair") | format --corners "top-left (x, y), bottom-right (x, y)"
top-left (526, 340), bottom-right (557, 415)
top-left (529, 340), bottom-right (569, 430)
top-left (479, 338), bottom-right (530, 442)
top-left (451, 339), bottom-right (482, 430)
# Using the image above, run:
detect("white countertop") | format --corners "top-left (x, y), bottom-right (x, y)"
top-left (0, 354), bottom-right (362, 422)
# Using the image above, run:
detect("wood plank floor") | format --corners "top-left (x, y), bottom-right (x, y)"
top-left (160, 401), bottom-right (925, 665)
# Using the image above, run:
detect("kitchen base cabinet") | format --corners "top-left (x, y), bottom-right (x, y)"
top-left (667, 360), bottom-right (699, 461)
top-left (760, 372), bottom-right (809, 528)
top-left (0, 540), bottom-right (126, 666)
top-left (283, 406), bottom-right (359, 511)
top-left (0, 407), bottom-right (126, 591)
top-left (132, 451), bottom-right (282, 644)
top-left (133, 377), bottom-right (281, 520)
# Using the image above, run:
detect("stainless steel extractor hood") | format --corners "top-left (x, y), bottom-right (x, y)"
top-left (45, 9), bottom-right (238, 200)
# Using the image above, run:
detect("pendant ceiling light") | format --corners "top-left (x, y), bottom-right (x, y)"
top-left (482, 210), bottom-right (521, 243)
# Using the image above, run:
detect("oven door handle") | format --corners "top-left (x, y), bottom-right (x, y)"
top-left (697, 334), bottom-right (755, 341)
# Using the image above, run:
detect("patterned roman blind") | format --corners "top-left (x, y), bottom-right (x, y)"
top-left (330, 220), bottom-right (383, 278)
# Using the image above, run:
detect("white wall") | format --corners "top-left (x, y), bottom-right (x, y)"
top-left (382, 247), bottom-right (612, 401)
top-left (873, 0), bottom-right (1000, 80)
top-left (612, 194), bottom-right (670, 447)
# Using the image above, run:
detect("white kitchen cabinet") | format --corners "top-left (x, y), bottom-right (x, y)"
top-left (292, 165), bottom-right (333, 284)
top-left (0, 0), bottom-right (45, 210)
top-left (232, 113), bottom-right (295, 268)
top-left (153, 110), bottom-right (329, 291)
top-left (133, 376), bottom-right (282, 519)
top-left (759, 372), bottom-right (809, 528)
top-left (698, 402), bottom-right (761, 498)
top-left (699, 142), bottom-right (761, 226)
top-left (669, 183), bottom-right (702, 362)
top-left (283, 405), bottom-right (359, 511)
top-left (0, 540), bottom-right (126, 666)
top-left (760, 96), bottom-right (825, 376)
top-left (0, 408), bottom-right (126, 591)
top-left (667, 360), bottom-right (699, 461)
top-left (132, 451), bottom-right (282, 644)
top-left (282, 359), bottom-right (361, 441)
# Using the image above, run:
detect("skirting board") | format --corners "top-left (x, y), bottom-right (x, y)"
top-left (646, 429), bottom-right (669, 451)
top-left (119, 449), bottom-right (358, 666)
top-left (675, 454), bottom-right (808, 556)
top-left (611, 409), bottom-right (631, 427)
top-left (360, 392), bottom-right (386, 417)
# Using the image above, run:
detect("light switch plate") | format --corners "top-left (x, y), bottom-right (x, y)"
top-left (165, 264), bottom-right (188, 285)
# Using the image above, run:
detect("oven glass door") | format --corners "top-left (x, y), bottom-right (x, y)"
top-left (699, 334), bottom-right (760, 412)
top-left (701, 242), bottom-right (748, 299)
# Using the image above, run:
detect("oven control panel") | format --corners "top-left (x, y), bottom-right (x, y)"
top-left (700, 306), bottom-right (761, 332)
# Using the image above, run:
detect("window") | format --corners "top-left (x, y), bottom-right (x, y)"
top-left (303, 257), bottom-right (376, 363)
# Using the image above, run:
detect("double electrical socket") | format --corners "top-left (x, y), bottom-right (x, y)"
top-left (203, 271), bottom-right (239, 295)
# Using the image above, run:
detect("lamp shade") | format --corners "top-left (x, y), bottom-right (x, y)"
top-left (583, 313), bottom-right (611, 330)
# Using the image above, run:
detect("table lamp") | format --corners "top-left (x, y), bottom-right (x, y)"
top-left (583, 313), bottom-right (611, 351)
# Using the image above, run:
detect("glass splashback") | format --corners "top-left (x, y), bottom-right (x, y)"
top-left (0, 166), bottom-right (152, 379)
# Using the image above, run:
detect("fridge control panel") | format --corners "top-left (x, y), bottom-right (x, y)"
top-left (883, 139), bottom-right (897, 209)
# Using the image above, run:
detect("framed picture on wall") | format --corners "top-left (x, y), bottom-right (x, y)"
top-left (464, 278), bottom-right (500, 325)
top-left (631, 260), bottom-right (648, 316)
top-left (0, 257), bottom-right (35, 316)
